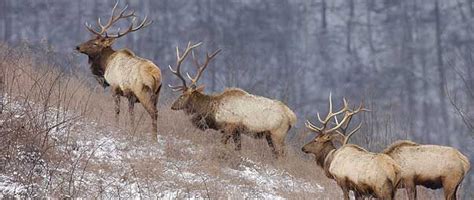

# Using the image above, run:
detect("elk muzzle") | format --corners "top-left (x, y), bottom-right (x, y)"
top-left (302, 146), bottom-right (309, 153)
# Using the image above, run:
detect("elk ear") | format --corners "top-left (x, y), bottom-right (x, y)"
top-left (102, 38), bottom-right (116, 46)
top-left (320, 134), bottom-right (332, 142)
top-left (195, 85), bottom-right (205, 92)
top-left (329, 132), bottom-right (345, 145)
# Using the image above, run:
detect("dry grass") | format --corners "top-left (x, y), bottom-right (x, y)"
top-left (0, 42), bottom-right (467, 199)
top-left (0, 43), bottom-right (338, 199)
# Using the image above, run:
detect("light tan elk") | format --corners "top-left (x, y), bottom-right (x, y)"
top-left (383, 140), bottom-right (470, 200)
top-left (168, 42), bottom-right (296, 157)
top-left (302, 95), bottom-right (400, 200)
top-left (76, 1), bottom-right (162, 139)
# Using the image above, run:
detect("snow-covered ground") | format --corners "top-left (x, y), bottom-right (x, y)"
top-left (0, 94), bottom-right (326, 199)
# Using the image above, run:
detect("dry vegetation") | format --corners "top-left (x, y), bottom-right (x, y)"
top-left (0, 43), bottom-right (339, 199)
top-left (0, 43), bottom-right (467, 199)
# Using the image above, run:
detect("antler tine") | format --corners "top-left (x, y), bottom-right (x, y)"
top-left (187, 48), bottom-right (222, 87)
top-left (305, 120), bottom-right (322, 132)
top-left (168, 42), bottom-right (203, 91)
top-left (317, 95), bottom-right (349, 130)
top-left (317, 112), bottom-right (325, 123)
top-left (343, 121), bottom-right (362, 145)
top-left (331, 100), bottom-right (370, 144)
top-left (326, 111), bottom-right (352, 132)
top-left (99, 0), bottom-right (121, 34)
top-left (85, 0), bottom-right (151, 38)
top-left (113, 15), bottom-right (153, 38)
top-left (85, 22), bottom-right (102, 36)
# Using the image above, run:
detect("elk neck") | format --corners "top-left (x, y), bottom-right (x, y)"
top-left (315, 142), bottom-right (337, 168)
top-left (187, 91), bottom-right (217, 116)
top-left (323, 149), bottom-right (336, 179)
top-left (88, 46), bottom-right (116, 77)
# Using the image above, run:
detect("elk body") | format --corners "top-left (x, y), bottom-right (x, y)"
top-left (383, 140), bottom-right (470, 200)
top-left (76, 1), bottom-right (162, 139)
top-left (302, 96), bottom-right (401, 200)
top-left (168, 42), bottom-right (297, 157)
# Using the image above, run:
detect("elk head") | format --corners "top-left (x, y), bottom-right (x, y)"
top-left (76, 1), bottom-right (152, 56)
top-left (302, 94), bottom-right (368, 157)
top-left (168, 42), bottom-right (221, 111)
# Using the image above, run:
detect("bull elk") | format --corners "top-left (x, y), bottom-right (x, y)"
top-left (168, 42), bottom-right (297, 157)
top-left (383, 140), bottom-right (470, 200)
top-left (76, 1), bottom-right (162, 140)
top-left (302, 95), bottom-right (401, 200)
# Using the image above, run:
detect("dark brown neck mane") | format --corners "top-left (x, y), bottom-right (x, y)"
top-left (186, 91), bottom-right (215, 116)
top-left (316, 142), bottom-right (337, 168)
top-left (186, 91), bottom-right (219, 129)
top-left (88, 47), bottom-right (115, 78)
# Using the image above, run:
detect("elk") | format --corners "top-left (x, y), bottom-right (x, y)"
top-left (168, 42), bottom-right (297, 157)
top-left (301, 95), bottom-right (401, 200)
top-left (383, 140), bottom-right (470, 200)
top-left (76, 1), bottom-right (162, 140)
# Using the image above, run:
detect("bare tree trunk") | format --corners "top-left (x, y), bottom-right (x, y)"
top-left (346, 0), bottom-right (354, 53)
top-left (321, 0), bottom-right (327, 30)
top-left (435, 0), bottom-right (450, 132)
top-left (366, 0), bottom-right (377, 76)
top-left (206, 0), bottom-right (217, 92)
top-left (421, 50), bottom-right (431, 140)
top-left (402, 1), bottom-right (416, 136)
top-left (469, 0), bottom-right (474, 17)
top-left (366, 0), bottom-right (375, 53)
top-left (75, 0), bottom-right (83, 41)
top-left (3, 0), bottom-right (11, 42)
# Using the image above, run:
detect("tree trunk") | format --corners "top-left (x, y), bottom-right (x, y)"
top-left (321, 0), bottom-right (327, 30)
top-left (346, 0), bottom-right (354, 53)
top-left (435, 0), bottom-right (450, 132)
top-left (402, 1), bottom-right (416, 136)
top-left (3, 0), bottom-right (11, 42)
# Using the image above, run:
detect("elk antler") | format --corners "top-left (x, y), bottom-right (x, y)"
top-left (85, 0), bottom-right (152, 38)
top-left (333, 102), bottom-right (370, 145)
top-left (168, 42), bottom-right (202, 91)
top-left (186, 48), bottom-right (221, 88)
top-left (305, 93), bottom-right (349, 132)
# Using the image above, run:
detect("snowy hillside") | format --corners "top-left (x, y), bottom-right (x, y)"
top-left (0, 94), bottom-right (331, 199)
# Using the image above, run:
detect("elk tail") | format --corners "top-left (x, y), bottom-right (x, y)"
top-left (282, 105), bottom-right (297, 126)
top-left (141, 64), bottom-right (162, 95)
top-left (456, 151), bottom-right (471, 175)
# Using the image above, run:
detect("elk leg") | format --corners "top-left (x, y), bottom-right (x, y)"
top-left (405, 180), bottom-right (417, 200)
top-left (136, 91), bottom-right (158, 141)
top-left (127, 95), bottom-right (136, 127)
top-left (354, 191), bottom-right (363, 200)
top-left (443, 177), bottom-right (461, 200)
top-left (232, 132), bottom-right (241, 151)
top-left (221, 132), bottom-right (232, 145)
top-left (113, 93), bottom-right (120, 123)
top-left (154, 84), bottom-right (161, 107)
top-left (340, 186), bottom-right (350, 200)
top-left (265, 134), bottom-right (278, 157)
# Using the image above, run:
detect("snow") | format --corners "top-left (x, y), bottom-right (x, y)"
top-left (0, 175), bottom-right (26, 198)
top-left (1, 94), bottom-right (325, 198)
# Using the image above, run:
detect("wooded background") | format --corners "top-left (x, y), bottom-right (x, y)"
top-left (1, 0), bottom-right (473, 194)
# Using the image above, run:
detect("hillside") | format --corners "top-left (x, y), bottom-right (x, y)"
top-left (0, 44), bottom-right (463, 199)
top-left (0, 44), bottom-right (340, 199)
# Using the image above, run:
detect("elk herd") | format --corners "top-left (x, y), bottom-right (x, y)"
top-left (75, 2), bottom-right (470, 200)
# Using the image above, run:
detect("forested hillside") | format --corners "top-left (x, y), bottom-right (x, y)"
top-left (0, 0), bottom-right (472, 198)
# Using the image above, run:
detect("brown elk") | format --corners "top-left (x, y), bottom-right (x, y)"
top-left (168, 42), bottom-right (297, 157)
top-left (301, 95), bottom-right (401, 200)
top-left (383, 140), bottom-right (470, 200)
top-left (76, 1), bottom-right (162, 140)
